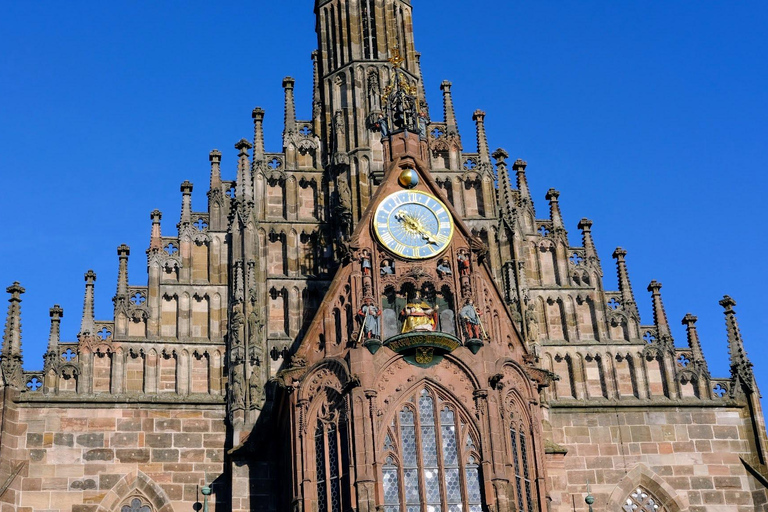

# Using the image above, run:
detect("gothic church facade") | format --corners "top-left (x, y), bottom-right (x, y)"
top-left (1, 2), bottom-right (767, 512)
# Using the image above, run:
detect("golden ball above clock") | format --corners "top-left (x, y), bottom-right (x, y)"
top-left (398, 168), bottom-right (419, 189)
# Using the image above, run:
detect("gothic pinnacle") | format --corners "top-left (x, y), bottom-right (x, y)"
top-left (116, 244), bottom-right (130, 298)
top-left (473, 110), bottom-right (490, 164)
top-left (252, 108), bottom-right (265, 161)
top-left (1, 282), bottom-right (24, 388)
top-left (545, 189), bottom-right (564, 231)
top-left (149, 210), bottom-right (163, 253)
top-left (79, 270), bottom-right (96, 337)
top-left (577, 219), bottom-right (600, 266)
top-left (2, 282), bottom-right (24, 359)
top-left (513, 159), bottom-right (533, 210)
top-left (180, 181), bottom-right (193, 226)
top-left (647, 280), bottom-right (671, 340)
top-left (612, 248), bottom-right (637, 313)
top-left (493, 148), bottom-right (514, 220)
top-left (441, 81), bottom-right (459, 137)
top-left (47, 304), bottom-right (64, 354)
top-left (682, 313), bottom-right (709, 377)
top-left (235, 139), bottom-right (253, 203)
top-left (283, 77), bottom-right (297, 141)
top-left (209, 149), bottom-right (222, 189)
top-left (720, 295), bottom-right (755, 389)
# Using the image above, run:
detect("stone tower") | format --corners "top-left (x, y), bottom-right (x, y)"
top-left (1, 3), bottom-right (767, 512)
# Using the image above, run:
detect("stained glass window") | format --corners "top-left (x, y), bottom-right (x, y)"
top-left (381, 388), bottom-right (483, 512)
top-left (623, 487), bottom-right (665, 511)
top-left (510, 418), bottom-right (536, 512)
top-left (315, 417), bottom-right (349, 512)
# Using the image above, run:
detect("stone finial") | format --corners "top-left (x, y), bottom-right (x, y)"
top-left (116, 245), bottom-right (130, 298)
top-left (545, 189), bottom-right (564, 231)
top-left (440, 81), bottom-right (459, 136)
top-left (252, 108), bottom-right (266, 160)
top-left (720, 295), bottom-right (754, 390)
top-left (1, 282), bottom-right (24, 387)
top-left (209, 149), bottom-right (222, 188)
top-left (282, 77), bottom-right (297, 140)
top-left (48, 304), bottom-right (64, 353)
top-left (682, 313), bottom-right (709, 375)
top-left (473, 110), bottom-right (490, 164)
top-left (493, 148), bottom-right (514, 220)
top-left (647, 280), bottom-right (672, 340)
top-left (235, 138), bottom-right (252, 156)
top-left (79, 270), bottom-right (97, 337)
top-left (612, 248), bottom-right (637, 311)
top-left (149, 210), bottom-right (163, 252)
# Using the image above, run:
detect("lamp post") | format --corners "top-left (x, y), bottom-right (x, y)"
top-left (585, 480), bottom-right (595, 512)
top-left (201, 484), bottom-right (212, 512)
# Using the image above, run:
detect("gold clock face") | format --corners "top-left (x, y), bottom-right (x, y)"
top-left (373, 190), bottom-right (454, 259)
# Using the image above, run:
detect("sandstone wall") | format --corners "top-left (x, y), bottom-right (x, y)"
top-left (13, 404), bottom-right (226, 512)
top-left (544, 405), bottom-right (768, 512)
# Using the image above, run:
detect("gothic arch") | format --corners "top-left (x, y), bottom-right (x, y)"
top-left (96, 470), bottom-right (173, 512)
top-left (299, 357), bottom-right (351, 404)
top-left (377, 378), bottom-right (480, 439)
top-left (606, 464), bottom-right (687, 512)
top-left (376, 382), bottom-right (484, 512)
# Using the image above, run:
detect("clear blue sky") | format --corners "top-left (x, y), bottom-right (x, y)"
top-left (1, 2), bottom-right (767, 391)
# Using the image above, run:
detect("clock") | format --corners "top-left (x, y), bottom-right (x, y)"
top-left (373, 190), bottom-right (454, 259)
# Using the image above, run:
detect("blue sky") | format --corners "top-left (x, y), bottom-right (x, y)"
top-left (1, 2), bottom-right (767, 391)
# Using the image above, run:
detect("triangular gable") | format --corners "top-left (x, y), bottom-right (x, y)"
top-left (294, 142), bottom-right (527, 365)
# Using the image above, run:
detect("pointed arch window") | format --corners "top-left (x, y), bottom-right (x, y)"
top-left (314, 399), bottom-right (351, 512)
top-left (510, 410), bottom-right (536, 512)
top-left (381, 388), bottom-right (482, 512)
top-left (624, 487), bottom-right (665, 511)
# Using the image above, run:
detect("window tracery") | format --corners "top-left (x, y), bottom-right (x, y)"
top-left (624, 487), bottom-right (665, 511)
top-left (380, 388), bottom-right (482, 512)
top-left (121, 498), bottom-right (152, 512)
top-left (509, 405), bottom-right (536, 512)
top-left (314, 392), bottom-right (350, 512)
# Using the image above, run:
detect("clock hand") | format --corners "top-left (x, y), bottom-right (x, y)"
top-left (396, 211), bottom-right (438, 244)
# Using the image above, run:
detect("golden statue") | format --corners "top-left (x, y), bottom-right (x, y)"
top-left (400, 292), bottom-right (438, 333)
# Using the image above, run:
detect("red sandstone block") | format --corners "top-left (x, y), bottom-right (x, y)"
top-left (162, 484), bottom-right (184, 501)
top-left (658, 443), bottom-right (673, 454)
top-left (88, 418), bottom-right (116, 431)
top-left (181, 419), bottom-right (210, 433)
top-left (61, 418), bottom-right (88, 431)
top-left (701, 490), bottom-right (725, 504)
top-left (155, 419), bottom-right (182, 432)
top-left (180, 449), bottom-right (205, 463)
